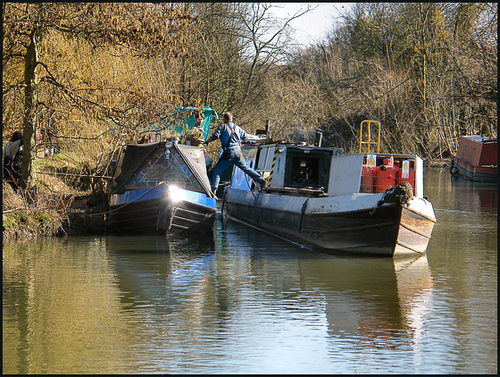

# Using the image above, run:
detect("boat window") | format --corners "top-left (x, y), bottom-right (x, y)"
top-left (241, 145), bottom-right (258, 164)
top-left (257, 147), bottom-right (269, 171)
top-left (257, 146), bottom-right (275, 172)
top-left (129, 147), bottom-right (205, 193)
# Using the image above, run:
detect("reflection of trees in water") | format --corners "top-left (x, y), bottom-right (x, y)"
top-left (3, 238), bottom-right (140, 373)
top-left (3, 229), bottom-right (434, 373)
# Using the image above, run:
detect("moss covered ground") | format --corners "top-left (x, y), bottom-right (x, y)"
top-left (2, 155), bottom-right (108, 240)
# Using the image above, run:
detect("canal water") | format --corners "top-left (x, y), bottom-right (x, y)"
top-left (3, 168), bottom-right (497, 374)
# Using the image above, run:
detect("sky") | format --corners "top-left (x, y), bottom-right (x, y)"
top-left (271, 3), bottom-right (352, 46)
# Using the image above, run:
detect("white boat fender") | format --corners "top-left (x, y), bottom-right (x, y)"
top-left (450, 160), bottom-right (458, 174)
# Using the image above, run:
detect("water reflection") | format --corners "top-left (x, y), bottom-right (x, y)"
top-left (3, 227), bottom-right (434, 374)
top-left (423, 168), bottom-right (497, 374)
top-left (3, 167), bottom-right (497, 374)
top-left (450, 174), bottom-right (498, 214)
top-left (430, 167), bottom-right (497, 217)
top-left (3, 238), bottom-right (137, 374)
top-left (221, 220), bottom-right (434, 349)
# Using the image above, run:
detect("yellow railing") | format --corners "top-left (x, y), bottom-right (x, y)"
top-left (359, 120), bottom-right (381, 153)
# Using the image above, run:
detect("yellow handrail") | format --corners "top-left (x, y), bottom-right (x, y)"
top-left (359, 120), bottom-right (381, 153)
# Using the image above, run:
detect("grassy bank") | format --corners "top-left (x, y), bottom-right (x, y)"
top-left (2, 156), bottom-right (108, 240)
top-left (2, 183), bottom-right (108, 241)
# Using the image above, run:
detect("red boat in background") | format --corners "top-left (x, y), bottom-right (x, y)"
top-left (451, 135), bottom-right (497, 183)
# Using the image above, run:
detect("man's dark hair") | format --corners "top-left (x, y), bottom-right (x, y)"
top-left (223, 112), bottom-right (232, 122)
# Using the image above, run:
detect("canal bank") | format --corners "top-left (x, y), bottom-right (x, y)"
top-left (2, 173), bottom-right (108, 240)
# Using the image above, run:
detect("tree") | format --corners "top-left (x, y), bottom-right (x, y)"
top-left (2, 3), bottom-right (193, 187)
top-left (281, 2), bottom-right (497, 156)
top-left (177, 3), bottom-right (245, 111)
top-left (235, 3), bottom-right (314, 128)
top-left (177, 3), bottom-right (314, 133)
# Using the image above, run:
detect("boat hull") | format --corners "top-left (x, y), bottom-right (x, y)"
top-left (451, 136), bottom-right (497, 182)
top-left (222, 188), bottom-right (436, 257)
top-left (109, 186), bottom-right (216, 236)
top-left (451, 159), bottom-right (497, 182)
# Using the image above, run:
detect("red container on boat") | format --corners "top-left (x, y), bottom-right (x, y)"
top-left (396, 159), bottom-right (415, 194)
top-left (374, 158), bottom-right (398, 193)
top-left (361, 165), bottom-right (375, 193)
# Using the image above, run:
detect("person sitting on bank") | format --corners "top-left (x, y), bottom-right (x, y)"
top-left (204, 112), bottom-right (268, 195)
top-left (3, 131), bottom-right (23, 186)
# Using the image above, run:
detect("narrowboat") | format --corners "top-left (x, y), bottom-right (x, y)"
top-left (450, 135), bottom-right (497, 182)
top-left (108, 140), bottom-right (217, 236)
top-left (222, 139), bottom-right (436, 257)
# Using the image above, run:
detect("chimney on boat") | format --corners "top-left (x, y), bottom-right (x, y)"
top-left (256, 120), bottom-right (271, 139)
top-left (314, 129), bottom-right (323, 147)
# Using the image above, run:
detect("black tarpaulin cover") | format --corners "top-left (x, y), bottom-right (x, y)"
top-left (110, 142), bottom-right (213, 197)
top-left (175, 143), bottom-right (213, 197)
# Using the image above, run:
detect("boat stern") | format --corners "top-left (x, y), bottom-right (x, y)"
top-left (394, 197), bottom-right (436, 257)
top-left (163, 185), bottom-right (217, 235)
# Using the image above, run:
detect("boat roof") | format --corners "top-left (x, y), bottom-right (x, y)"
top-left (110, 142), bottom-right (213, 197)
top-left (242, 140), bottom-right (344, 152)
top-left (112, 143), bottom-right (161, 194)
top-left (461, 135), bottom-right (497, 143)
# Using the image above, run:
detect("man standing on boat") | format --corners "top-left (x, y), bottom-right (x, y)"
top-left (204, 112), bottom-right (268, 196)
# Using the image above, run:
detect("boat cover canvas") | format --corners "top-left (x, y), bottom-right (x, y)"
top-left (110, 142), bottom-right (214, 198)
top-left (175, 143), bottom-right (213, 197)
top-left (111, 143), bottom-right (160, 194)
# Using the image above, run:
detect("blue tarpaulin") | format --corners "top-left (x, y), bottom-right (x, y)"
top-left (108, 106), bottom-right (218, 141)
top-left (171, 106), bottom-right (218, 140)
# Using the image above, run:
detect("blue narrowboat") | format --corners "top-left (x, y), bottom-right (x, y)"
top-left (108, 140), bottom-right (217, 236)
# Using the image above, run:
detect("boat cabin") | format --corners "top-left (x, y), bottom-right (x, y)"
top-left (231, 142), bottom-right (425, 198)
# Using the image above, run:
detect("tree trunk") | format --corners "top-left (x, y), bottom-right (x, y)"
top-left (21, 29), bottom-right (40, 188)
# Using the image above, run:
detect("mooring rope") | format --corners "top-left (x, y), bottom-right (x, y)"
top-left (86, 185), bottom-right (159, 217)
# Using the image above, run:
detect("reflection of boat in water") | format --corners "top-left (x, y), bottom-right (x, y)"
top-left (304, 254), bottom-right (433, 338)
top-left (104, 234), bottom-right (214, 254)
top-left (222, 219), bottom-right (433, 341)
top-left (108, 141), bottom-right (217, 236)
top-left (103, 222), bottom-right (434, 358)
top-left (104, 235), bottom-right (216, 314)
top-left (450, 135), bottom-right (497, 182)
top-left (450, 175), bottom-right (498, 214)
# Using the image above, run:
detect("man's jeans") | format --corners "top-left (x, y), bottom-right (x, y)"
top-left (211, 148), bottom-right (263, 192)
